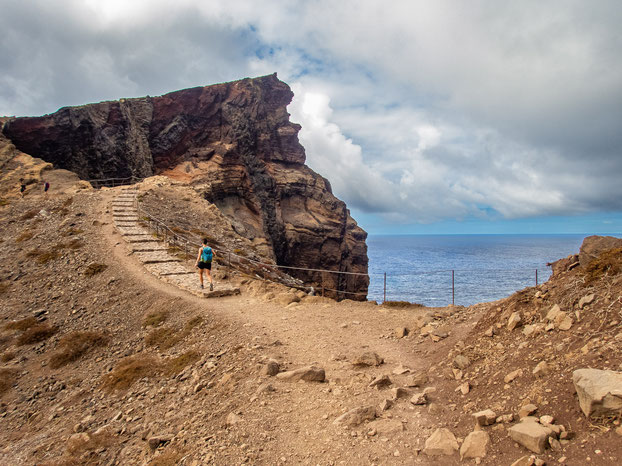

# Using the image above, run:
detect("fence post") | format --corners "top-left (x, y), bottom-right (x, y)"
top-left (383, 272), bottom-right (386, 303)
top-left (452, 270), bottom-right (455, 306)
top-left (536, 269), bottom-right (538, 287)
top-left (321, 273), bottom-right (325, 297)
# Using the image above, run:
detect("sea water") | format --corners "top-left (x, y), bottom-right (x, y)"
top-left (366, 234), bottom-right (587, 306)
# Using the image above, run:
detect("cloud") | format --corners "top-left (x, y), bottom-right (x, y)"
top-left (1, 0), bottom-right (622, 230)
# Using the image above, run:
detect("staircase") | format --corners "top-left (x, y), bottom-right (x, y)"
top-left (112, 189), bottom-right (240, 298)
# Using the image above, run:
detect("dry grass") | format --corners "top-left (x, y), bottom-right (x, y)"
top-left (27, 248), bottom-right (61, 265)
top-left (63, 197), bottom-right (73, 207)
top-left (84, 263), bottom-right (107, 277)
top-left (101, 355), bottom-right (160, 391)
top-left (17, 324), bottom-right (58, 345)
top-left (0, 281), bottom-right (10, 295)
top-left (382, 300), bottom-right (424, 308)
top-left (50, 331), bottom-right (109, 369)
top-left (147, 449), bottom-right (186, 466)
top-left (4, 316), bottom-right (38, 331)
top-left (1, 351), bottom-right (16, 362)
top-left (21, 209), bottom-right (39, 220)
top-left (583, 247), bottom-right (622, 285)
top-left (163, 351), bottom-right (200, 376)
top-left (63, 227), bottom-right (84, 237)
top-left (143, 310), bottom-right (169, 328)
top-left (15, 230), bottom-right (34, 242)
top-left (0, 368), bottom-right (17, 395)
top-left (145, 316), bottom-right (203, 350)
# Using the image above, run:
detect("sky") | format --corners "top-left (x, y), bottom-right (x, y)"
top-left (1, 0), bottom-right (622, 235)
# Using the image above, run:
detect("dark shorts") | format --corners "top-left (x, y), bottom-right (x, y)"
top-left (198, 261), bottom-right (212, 270)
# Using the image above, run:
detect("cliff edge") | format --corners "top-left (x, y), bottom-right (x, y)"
top-left (2, 74), bottom-right (368, 298)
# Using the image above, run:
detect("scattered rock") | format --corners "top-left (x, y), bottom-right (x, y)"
top-left (390, 387), bottom-right (409, 400)
top-left (460, 430), bottom-right (490, 460)
top-left (579, 293), bottom-right (596, 308)
top-left (423, 428), bottom-right (459, 456)
top-left (519, 404), bottom-right (538, 419)
top-left (261, 359), bottom-right (280, 376)
top-left (505, 369), bottom-right (523, 384)
top-left (472, 409), bottom-right (497, 426)
top-left (368, 375), bottom-right (392, 389)
top-left (378, 399), bottom-right (393, 412)
top-left (405, 371), bottom-right (428, 387)
top-left (148, 434), bottom-right (173, 450)
top-left (508, 421), bottom-right (554, 454)
top-left (366, 418), bottom-right (405, 435)
top-left (453, 355), bottom-right (470, 370)
top-left (572, 368), bottom-right (622, 418)
top-left (276, 366), bottom-right (325, 382)
top-left (457, 382), bottom-right (470, 395)
top-left (392, 364), bottom-right (410, 375)
top-left (352, 352), bottom-right (384, 367)
top-left (333, 406), bottom-right (376, 427)
top-left (558, 316), bottom-right (573, 331)
top-left (532, 361), bottom-right (550, 378)
top-left (226, 413), bottom-right (242, 427)
top-left (507, 312), bottom-right (522, 330)
top-left (539, 415), bottom-right (554, 425)
top-left (510, 455), bottom-right (536, 466)
top-left (395, 327), bottom-right (408, 338)
top-left (410, 392), bottom-right (428, 405)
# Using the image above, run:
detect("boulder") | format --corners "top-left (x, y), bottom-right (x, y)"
top-left (558, 315), bottom-right (573, 331)
top-left (276, 365), bottom-right (325, 382)
top-left (578, 235), bottom-right (622, 267)
top-left (148, 434), bottom-right (173, 449)
top-left (504, 369), bottom-right (523, 384)
top-left (395, 327), bottom-right (408, 338)
top-left (333, 406), bottom-right (376, 427)
top-left (406, 371), bottom-right (428, 387)
top-left (410, 392), bottom-right (428, 405)
top-left (460, 430), bottom-right (490, 460)
top-left (508, 421), bottom-right (554, 454)
top-left (352, 352), bottom-right (384, 367)
top-left (261, 359), bottom-right (280, 376)
top-left (572, 368), bottom-right (622, 417)
top-left (390, 387), bottom-right (409, 400)
top-left (423, 428), bottom-right (459, 456)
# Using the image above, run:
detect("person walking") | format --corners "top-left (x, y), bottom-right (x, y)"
top-left (43, 180), bottom-right (50, 195)
top-left (195, 238), bottom-right (214, 290)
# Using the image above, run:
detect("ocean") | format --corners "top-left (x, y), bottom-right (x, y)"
top-left (366, 234), bottom-right (588, 306)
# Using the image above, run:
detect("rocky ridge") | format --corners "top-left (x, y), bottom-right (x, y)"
top-left (2, 75), bottom-right (368, 299)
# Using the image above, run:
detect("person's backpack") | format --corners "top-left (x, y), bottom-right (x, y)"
top-left (200, 246), bottom-right (213, 262)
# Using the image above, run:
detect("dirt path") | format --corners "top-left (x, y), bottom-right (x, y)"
top-left (94, 187), bottom-right (486, 464)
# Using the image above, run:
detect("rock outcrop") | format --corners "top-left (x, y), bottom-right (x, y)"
top-left (2, 74), bottom-right (368, 298)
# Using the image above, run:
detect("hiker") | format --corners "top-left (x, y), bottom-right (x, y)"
top-left (19, 179), bottom-right (26, 197)
top-left (195, 238), bottom-right (214, 290)
top-left (43, 180), bottom-right (50, 195)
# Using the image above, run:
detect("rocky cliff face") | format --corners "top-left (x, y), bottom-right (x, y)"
top-left (2, 74), bottom-right (369, 298)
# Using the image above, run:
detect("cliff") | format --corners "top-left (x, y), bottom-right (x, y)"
top-left (2, 74), bottom-right (368, 298)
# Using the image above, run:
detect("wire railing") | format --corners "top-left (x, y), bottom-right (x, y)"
top-left (87, 176), bottom-right (145, 189)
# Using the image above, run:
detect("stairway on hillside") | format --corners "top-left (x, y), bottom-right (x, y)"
top-left (112, 189), bottom-right (240, 298)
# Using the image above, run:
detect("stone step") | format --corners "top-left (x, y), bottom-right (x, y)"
top-left (145, 262), bottom-right (193, 276)
top-left (135, 251), bottom-right (182, 264)
top-left (119, 226), bottom-right (151, 236)
top-left (131, 243), bottom-right (169, 252)
top-left (125, 235), bottom-right (160, 243)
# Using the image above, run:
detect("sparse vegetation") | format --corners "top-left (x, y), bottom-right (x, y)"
top-left (583, 247), bottom-right (622, 284)
top-left (163, 350), bottom-right (200, 376)
top-left (1, 351), bottom-right (16, 362)
top-left (63, 227), bottom-right (84, 237)
top-left (62, 197), bottom-right (73, 207)
top-left (145, 316), bottom-right (203, 349)
top-left (16, 324), bottom-right (57, 345)
top-left (0, 281), bottom-right (10, 295)
top-left (147, 448), bottom-right (186, 466)
top-left (4, 316), bottom-right (37, 331)
top-left (49, 331), bottom-right (109, 368)
top-left (0, 368), bottom-right (17, 395)
top-left (21, 209), bottom-right (39, 220)
top-left (15, 230), bottom-right (34, 242)
top-left (84, 263), bottom-right (107, 277)
top-left (143, 310), bottom-right (169, 328)
top-left (101, 355), bottom-right (160, 391)
top-left (27, 248), bottom-right (61, 264)
top-left (382, 300), bottom-right (424, 308)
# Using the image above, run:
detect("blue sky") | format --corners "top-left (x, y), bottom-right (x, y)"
top-left (1, 0), bottom-right (622, 235)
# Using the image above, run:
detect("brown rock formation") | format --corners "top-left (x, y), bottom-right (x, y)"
top-left (2, 74), bottom-right (368, 298)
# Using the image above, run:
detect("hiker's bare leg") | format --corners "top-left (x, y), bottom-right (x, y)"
top-left (206, 269), bottom-right (213, 285)
top-left (198, 269), bottom-right (204, 286)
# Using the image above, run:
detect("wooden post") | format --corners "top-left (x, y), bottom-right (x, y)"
top-left (452, 270), bottom-right (455, 306)
top-left (536, 269), bottom-right (538, 287)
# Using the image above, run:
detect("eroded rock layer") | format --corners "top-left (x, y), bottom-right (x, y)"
top-left (2, 74), bottom-right (369, 298)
